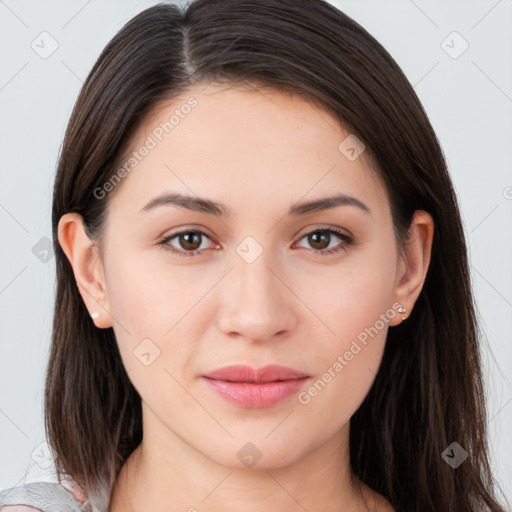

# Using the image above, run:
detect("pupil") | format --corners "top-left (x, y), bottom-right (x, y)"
top-left (181, 232), bottom-right (200, 250)
top-left (310, 231), bottom-right (329, 249)
top-left (176, 231), bottom-right (332, 252)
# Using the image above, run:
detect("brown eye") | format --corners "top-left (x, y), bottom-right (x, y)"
top-left (295, 228), bottom-right (353, 256)
top-left (307, 231), bottom-right (331, 250)
top-left (177, 231), bottom-right (202, 251)
top-left (159, 230), bottom-right (216, 256)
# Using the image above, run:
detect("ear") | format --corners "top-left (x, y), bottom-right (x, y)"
top-left (389, 210), bottom-right (434, 326)
top-left (57, 213), bottom-right (113, 329)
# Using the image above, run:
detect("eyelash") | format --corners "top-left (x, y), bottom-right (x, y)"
top-left (158, 227), bottom-right (353, 257)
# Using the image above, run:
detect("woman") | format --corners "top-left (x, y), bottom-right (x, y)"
top-left (0, 0), bottom-right (507, 511)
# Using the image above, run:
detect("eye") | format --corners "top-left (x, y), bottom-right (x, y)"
top-left (159, 227), bottom-right (353, 257)
top-left (159, 229), bottom-right (218, 257)
top-left (293, 228), bottom-right (353, 256)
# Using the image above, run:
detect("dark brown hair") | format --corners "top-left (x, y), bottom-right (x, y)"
top-left (46, 1), bottom-right (507, 511)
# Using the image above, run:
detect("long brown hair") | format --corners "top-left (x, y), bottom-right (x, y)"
top-left (46, 1), bottom-right (507, 510)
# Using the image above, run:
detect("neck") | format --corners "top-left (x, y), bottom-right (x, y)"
top-left (108, 408), bottom-right (383, 512)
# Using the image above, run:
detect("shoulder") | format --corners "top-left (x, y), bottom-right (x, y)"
top-left (0, 479), bottom-right (89, 512)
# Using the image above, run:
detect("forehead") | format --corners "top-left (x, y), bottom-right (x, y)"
top-left (107, 81), bottom-right (388, 216)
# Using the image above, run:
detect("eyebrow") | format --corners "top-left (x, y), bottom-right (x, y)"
top-left (140, 192), bottom-right (370, 217)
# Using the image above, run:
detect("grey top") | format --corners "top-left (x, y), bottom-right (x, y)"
top-left (0, 481), bottom-right (91, 512)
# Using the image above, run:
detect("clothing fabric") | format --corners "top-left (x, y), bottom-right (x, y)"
top-left (0, 479), bottom-right (90, 512)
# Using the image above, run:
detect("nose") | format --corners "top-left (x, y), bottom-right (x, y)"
top-left (217, 253), bottom-right (298, 343)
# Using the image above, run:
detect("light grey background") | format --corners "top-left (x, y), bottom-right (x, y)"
top-left (1, 0), bottom-right (511, 505)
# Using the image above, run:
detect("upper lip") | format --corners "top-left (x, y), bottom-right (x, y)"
top-left (202, 364), bottom-right (309, 383)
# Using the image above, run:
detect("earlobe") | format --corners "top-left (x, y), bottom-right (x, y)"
top-left (390, 210), bottom-right (434, 327)
top-left (57, 213), bottom-right (113, 329)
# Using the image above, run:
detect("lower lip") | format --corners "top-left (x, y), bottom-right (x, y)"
top-left (202, 377), bottom-right (310, 408)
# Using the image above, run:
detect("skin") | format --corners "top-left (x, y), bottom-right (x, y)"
top-left (58, 81), bottom-right (434, 512)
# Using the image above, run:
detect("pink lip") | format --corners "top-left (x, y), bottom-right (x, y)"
top-left (201, 364), bottom-right (310, 408)
top-left (202, 364), bottom-right (309, 383)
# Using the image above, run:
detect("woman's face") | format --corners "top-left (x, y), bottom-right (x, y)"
top-left (84, 82), bottom-right (413, 468)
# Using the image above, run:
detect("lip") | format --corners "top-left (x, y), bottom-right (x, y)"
top-left (202, 364), bottom-right (309, 383)
top-left (201, 364), bottom-right (310, 408)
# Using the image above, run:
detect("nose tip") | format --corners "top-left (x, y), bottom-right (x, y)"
top-left (216, 260), bottom-right (297, 342)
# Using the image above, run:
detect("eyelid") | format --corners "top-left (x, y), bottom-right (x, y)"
top-left (293, 223), bottom-right (353, 240)
top-left (159, 224), bottom-right (351, 244)
top-left (291, 226), bottom-right (353, 254)
top-left (159, 224), bottom-right (353, 257)
top-left (158, 227), bottom-right (219, 250)
top-left (159, 224), bottom-right (217, 242)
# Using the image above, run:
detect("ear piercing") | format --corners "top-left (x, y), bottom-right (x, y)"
top-left (90, 312), bottom-right (100, 319)
top-left (397, 306), bottom-right (407, 322)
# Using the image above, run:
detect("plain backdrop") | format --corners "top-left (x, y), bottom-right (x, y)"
top-left (0, 0), bottom-right (511, 506)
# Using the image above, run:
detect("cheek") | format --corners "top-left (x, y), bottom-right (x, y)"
top-left (104, 244), bottom-right (205, 335)
top-left (294, 240), bottom-right (397, 422)
top-left (298, 238), bottom-right (397, 347)
top-left (297, 339), bottom-right (384, 438)
top-left (296, 286), bottom-right (391, 436)
top-left (102, 246), bottom-right (211, 383)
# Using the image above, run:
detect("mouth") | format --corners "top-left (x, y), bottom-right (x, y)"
top-left (202, 363), bottom-right (309, 383)
top-left (205, 377), bottom-right (305, 383)
top-left (200, 365), bottom-right (310, 408)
